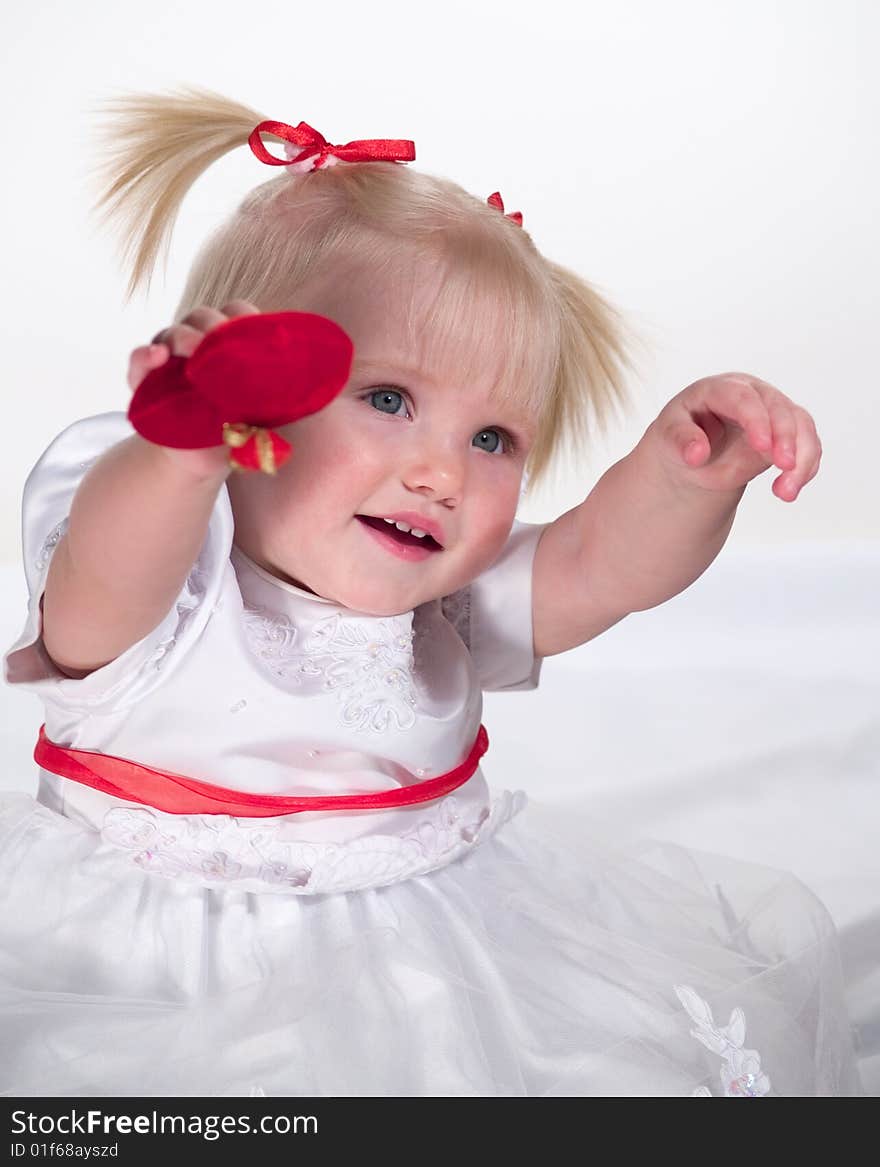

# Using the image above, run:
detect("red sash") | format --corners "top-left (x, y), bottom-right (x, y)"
top-left (34, 723), bottom-right (489, 818)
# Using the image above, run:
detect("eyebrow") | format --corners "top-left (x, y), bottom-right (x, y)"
top-left (351, 359), bottom-right (437, 387)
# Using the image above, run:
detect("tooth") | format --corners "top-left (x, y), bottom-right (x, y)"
top-left (383, 518), bottom-right (395, 524)
top-left (410, 529), bottom-right (427, 538)
top-left (394, 521), bottom-right (412, 533)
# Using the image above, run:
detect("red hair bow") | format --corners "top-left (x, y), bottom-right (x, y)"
top-left (487, 191), bottom-right (523, 227)
top-left (248, 120), bottom-right (415, 172)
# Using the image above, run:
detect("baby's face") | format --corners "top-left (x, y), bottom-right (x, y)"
top-left (228, 268), bottom-right (539, 615)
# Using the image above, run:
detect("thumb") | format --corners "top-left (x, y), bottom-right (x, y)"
top-left (672, 424), bottom-right (710, 466)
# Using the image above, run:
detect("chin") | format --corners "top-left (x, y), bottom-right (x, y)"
top-left (330, 581), bottom-right (427, 617)
top-left (340, 593), bottom-right (418, 618)
top-left (358, 602), bottom-right (412, 618)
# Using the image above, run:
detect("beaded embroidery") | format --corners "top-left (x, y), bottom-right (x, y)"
top-left (241, 604), bottom-right (418, 733)
top-left (35, 519), bottom-right (69, 573)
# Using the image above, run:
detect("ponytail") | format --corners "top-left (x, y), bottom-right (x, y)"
top-left (90, 85), bottom-right (268, 300)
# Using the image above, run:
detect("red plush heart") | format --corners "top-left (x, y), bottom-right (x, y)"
top-left (128, 312), bottom-right (354, 472)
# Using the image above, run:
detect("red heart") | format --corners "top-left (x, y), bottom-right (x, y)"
top-left (128, 312), bottom-right (354, 454)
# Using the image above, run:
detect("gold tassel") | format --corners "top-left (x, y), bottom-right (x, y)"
top-left (254, 428), bottom-right (276, 474)
top-left (222, 422), bottom-right (277, 475)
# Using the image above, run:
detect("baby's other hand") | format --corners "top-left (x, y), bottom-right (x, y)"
top-left (649, 372), bottom-right (822, 502)
top-left (127, 300), bottom-right (261, 479)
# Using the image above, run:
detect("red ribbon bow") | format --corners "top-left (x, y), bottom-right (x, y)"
top-left (248, 120), bottom-right (416, 171)
top-left (487, 191), bottom-right (523, 227)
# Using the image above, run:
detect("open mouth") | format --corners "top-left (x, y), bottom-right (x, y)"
top-left (355, 515), bottom-right (443, 552)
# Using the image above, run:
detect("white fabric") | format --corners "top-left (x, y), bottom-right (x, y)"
top-left (0, 413), bottom-right (866, 1096)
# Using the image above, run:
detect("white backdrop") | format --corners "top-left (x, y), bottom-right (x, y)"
top-left (1, 0), bottom-right (877, 560)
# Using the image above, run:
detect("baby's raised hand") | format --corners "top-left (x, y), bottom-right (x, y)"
top-left (648, 373), bottom-right (822, 501)
top-left (127, 301), bottom-right (261, 478)
top-left (127, 303), bottom-right (354, 477)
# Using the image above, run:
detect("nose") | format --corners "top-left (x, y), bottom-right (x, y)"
top-left (400, 433), bottom-right (466, 506)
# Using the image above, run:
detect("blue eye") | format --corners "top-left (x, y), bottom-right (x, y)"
top-left (473, 429), bottom-right (504, 454)
top-left (368, 389), bottom-right (407, 415)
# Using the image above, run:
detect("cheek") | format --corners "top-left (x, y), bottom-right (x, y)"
top-left (475, 510), bottom-right (516, 558)
top-left (460, 477), bottom-right (520, 572)
top-left (274, 413), bottom-right (388, 509)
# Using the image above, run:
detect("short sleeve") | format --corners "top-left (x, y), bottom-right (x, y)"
top-left (2, 411), bottom-right (233, 717)
top-left (441, 520), bottom-right (547, 692)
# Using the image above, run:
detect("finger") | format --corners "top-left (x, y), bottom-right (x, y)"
top-left (685, 377), bottom-right (772, 453)
top-left (179, 306), bottom-right (228, 333)
top-left (772, 409), bottom-right (822, 501)
top-left (127, 343), bottom-right (170, 392)
top-left (765, 397), bottom-right (799, 471)
top-left (668, 419), bottom-right (711, 466)
top-left (220, 299), bottom-right (261, 318)
top-left (743, 375), bottom-right (803, 470)
top-left (152, 322), bottom-right (206, 359)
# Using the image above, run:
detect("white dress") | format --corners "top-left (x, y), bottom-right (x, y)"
top-left (0, 412), bottom-right (862, 1097)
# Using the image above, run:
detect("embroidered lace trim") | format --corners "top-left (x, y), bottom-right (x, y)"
top-left (100, 788), bottom-right (528, 895)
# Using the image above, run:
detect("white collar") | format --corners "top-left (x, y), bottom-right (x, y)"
top-left (231, 543), bottom-right (338, 605)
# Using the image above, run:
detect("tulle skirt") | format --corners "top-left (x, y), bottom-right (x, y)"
top-left (0, 789), bottom-right (862, 1097)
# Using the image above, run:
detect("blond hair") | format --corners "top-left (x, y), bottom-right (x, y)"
top-left (90, 84), bottom-right (651, 492)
